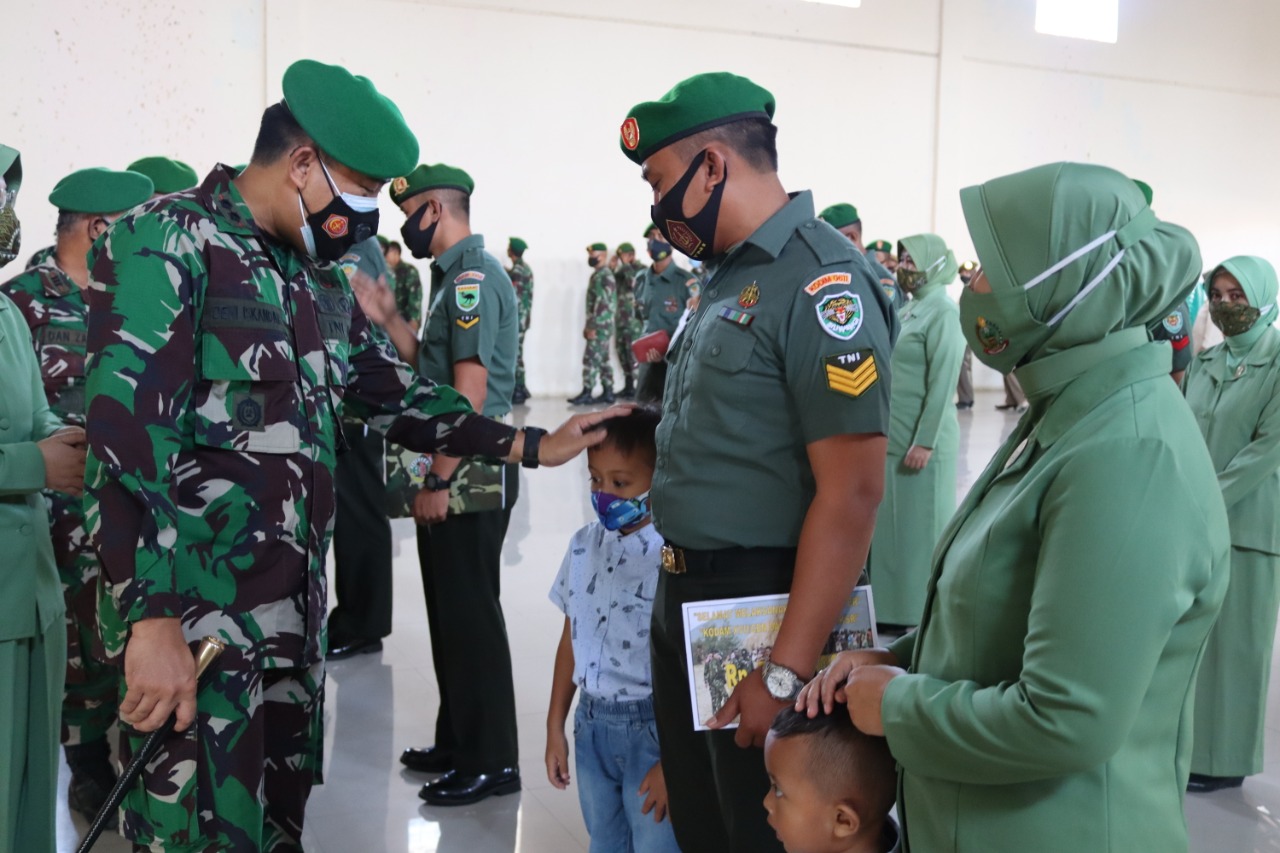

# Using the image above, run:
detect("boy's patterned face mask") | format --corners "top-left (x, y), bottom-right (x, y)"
top-left (591, 490), bottom-right (651, 531)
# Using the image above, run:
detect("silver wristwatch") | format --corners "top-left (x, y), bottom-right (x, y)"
top-left (762, 660), bottom-right (806, 701)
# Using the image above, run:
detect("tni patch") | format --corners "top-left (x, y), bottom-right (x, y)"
top-left (456, 314), bottom-right (480, 330)
top-left (824, 350), bottom-right (878, 398)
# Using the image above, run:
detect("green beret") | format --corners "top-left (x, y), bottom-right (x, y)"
top-left (619, 72), bottom-right (776, 165)
top-left (0, 145), bottom-right (21, 196)
top-left (867, 239), bottom-right (893, 254)
top-left (282, 59), bottom-right (418, 180)
top-left (509, 237), bottom-right (528, 255)
top-left (644, 222), bottom-right (658, 236)
top-left (587, 242), bottom-right (608, 252)
top-left (819, 203), bottom-right (861, 230)
top-left (389, 163), bottom-right (474, 205)
top-left (126, 156), bottom-right (199, 194)
top-left (1133, 179), bottom-right (1154, 206)
top-left (48, 167), bottom-right (154, 214)
top-left (617, 242), bottom-right (636, 254)
top-left (376, 234), bottom-right (390, 248)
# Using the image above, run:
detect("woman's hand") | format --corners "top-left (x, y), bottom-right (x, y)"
top-left (795, 648), bottom-right (899, 717)
top-left (904, 445), bottom-right (933, 470)
top-left (844, 665), bottom-right (906, 736)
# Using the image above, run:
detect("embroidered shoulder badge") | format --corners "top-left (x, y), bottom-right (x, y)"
top-left (454, 270), bottom-right (485, 283)
top-left (1162, 312), bottom-right (1185, 335)
top-left (815, 291), bottom-right (863, 341)
top-left (975, 316), bottom-right (1008, 355)
top-left (456, 283), bottom-right (480, 312)
top-left (804, 271), bottom-right (852, 296)
top-left (824, 350), bottom-right (878, 398)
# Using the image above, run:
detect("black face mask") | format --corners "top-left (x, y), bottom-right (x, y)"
top-left (298, 166), bottom-right (379, 262)
top-left (400, 204), bottom-right (439, 259)
top-left (650, 150), bottom-right (726, 261)
top-left (647, 238), bottom-right (672, 262)
top-left (588, 255), bottom-right (601, 268)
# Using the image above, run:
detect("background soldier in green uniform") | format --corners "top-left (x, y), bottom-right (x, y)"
top-left (83, 60), bottom-right (609, 850)
top-left (1, 166), bottom-right (152, 826)
top-left (614, 241), bottom-right (644, 398)
top-left (569, 242), bottom-right (617, 405)
top-left (127, 156), bottom-right (199, 197)
top-left (507, 237), bottom-right (534, 403)
top-left (618, 72), bottom-right (897, 851)
top-left (820, 202), bottom-right (903, 310)
top-left (351, 163), bottom-right (524, 805)
top-left (381, 237), bottom-right (424, 330)
top-left (633, 237), bottom-right (699, 401)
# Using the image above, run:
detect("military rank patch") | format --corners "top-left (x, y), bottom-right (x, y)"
top-left (717, 306), bottom-right (754, 327)
top-left (824, 350), bottom-right (878, 398)
top-left (816, 291), bottom-right (863, 340)
top-left (804, 272), bottom-right (852, 296)
top-left (456, 283), bottom-right (480, 311)
top-left (456, 314), bottom-right (479, 330)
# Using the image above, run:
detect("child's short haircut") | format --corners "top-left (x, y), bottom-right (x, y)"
top-left (595, 405), bottom-right (661, 465)
top-left (770, 705), bottom-right (897, 822)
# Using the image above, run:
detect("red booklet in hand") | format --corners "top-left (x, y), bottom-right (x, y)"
top-left (632, 330), bottom-right (671, 365)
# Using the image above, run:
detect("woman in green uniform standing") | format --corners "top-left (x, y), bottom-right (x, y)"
top-left (800, 163), bottom-right (1230, 853)
top-left (869, 234), bottom-right (965, 628)
top-left (1183, 255), bottom-right (1280, 792)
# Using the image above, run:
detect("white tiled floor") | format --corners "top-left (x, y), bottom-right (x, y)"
top-left (57, 392), bottom-right (1280, 852)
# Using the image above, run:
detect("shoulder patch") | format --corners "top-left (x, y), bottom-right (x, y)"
top-left (455, 270), bottom-right (485, 284)
top-left (455, 283), bottom-right (480, 311)
top-left (804, 272), bottom-right (852, 296)
top-left (824, 349), bottom-right (878, 398)
top-left (1162, 312), bottom-right (1185, 335)
top-left (456, 314), bottom-right (480, 330)
top-left (815, 291), bottom-right (863, 340)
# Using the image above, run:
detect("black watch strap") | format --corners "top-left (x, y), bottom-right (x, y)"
top-left (522, 427), bottom-right (547, 469)
top-left (424, 472), bottom-right (452, 492)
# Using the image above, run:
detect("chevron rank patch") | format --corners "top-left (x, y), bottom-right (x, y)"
top-left (456, 314), bottom-right (479, 330)
top-left (824, 349), bottom-right (878, 398)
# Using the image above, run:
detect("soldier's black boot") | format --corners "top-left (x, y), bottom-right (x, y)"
top-left (593, 388), bottom-right (616, 405)
top-left (512, 384), bottom-right (530, 405)
top-left (567, 386), bottom-right (595, 405)
top-left (66, 738), bottom-right (119, 829)
top-left (618, 379), bottom-right (636, 400)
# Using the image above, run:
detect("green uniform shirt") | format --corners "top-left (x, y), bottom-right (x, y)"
top-left (653, 192), bottom-right (898, 549)
top-left (866, 250), bottom-right (904, 311)
top-left (637, 261), bottom-right (700, 338)
top-left (420, 234), bottom-right (518, 417)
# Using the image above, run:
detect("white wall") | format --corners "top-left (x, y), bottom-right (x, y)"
top-left (7, 0), bottom-right (1280, 394)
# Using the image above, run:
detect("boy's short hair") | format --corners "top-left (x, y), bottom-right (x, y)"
top-left (770, 705), bottom-right (896, 823)
top-left (593, 405), bottom-right (661, 465)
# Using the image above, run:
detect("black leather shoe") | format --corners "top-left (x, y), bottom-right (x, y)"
top-left (66, 740), bottom-right (118, 829)
top-left (617, 382), bottom-right (636, 400)
top-left (401, 746), bottom-right (456, 774)
top-left (567, 387), bottom-right (594, 405)
top-left (955, 401), bottom-right (973, 410)
top-left (592, 390), bottom-right (616, 405)
top-left (511, 385), bottom-right (529, 405)
top-left (419, 767), bottom-right (521, 806)
top-left (995, 403), bottom-right (1019, 411)
top-left (326, 638), bottom-right (383, 661)
top-left (1187, 773), bottom-right (1244, 793)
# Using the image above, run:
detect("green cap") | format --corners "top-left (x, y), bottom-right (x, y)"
top-left (126, 156), bottom-right (199, 194)
top-left (0, 145), bottom-right (22, 196)
top-left (1133, 179), bottom-right (1154, 206)
top-left (588, 242), bottom-right (608, 252)
top-left (389, 163), bottom-right (474, 205)
top-left (644, 222), bottom-right (658, 236)
top-left (617, 242), bottom-right (636, 254)
top-left (48, 167), bottom-right (154, 213)
top-left (376, 234), bottom-right (390, 248)
top-left (619, 72), bottom-right (776, 165)
top-left (867, 239), bottom-right (893, 254)
top-left (509, 237), bottom-right (528, 255)
top-left (282, 59), bottom-right (418, 180)
top-left (819, 203), bottom-right (860, 230)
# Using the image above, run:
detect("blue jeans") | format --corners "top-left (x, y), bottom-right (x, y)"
top-left (574, 694), bottom-right (681, 853)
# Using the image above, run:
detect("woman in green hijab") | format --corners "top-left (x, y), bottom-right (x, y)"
top-left (1182, 256), bottom-right (1280, 793)
top-left (798, 163), bottom-right (1230, 853)
top-left (869, 234), bottom-right (965, 628)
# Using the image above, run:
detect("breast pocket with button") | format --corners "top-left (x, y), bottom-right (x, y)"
top-left (695, 315), bottom-right (756, 374)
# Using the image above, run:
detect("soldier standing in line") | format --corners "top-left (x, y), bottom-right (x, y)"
top-left (507, 237), bottom-right (534, 404)
top-left (819, 202), bottom-right (902, 311)
top-left (614, 241), bottom-right (644, 399)
top-left (0, 166), bottom-right (153, 826)
top-left (569, 243), bottom-right (617, 405)
top-left (381, 237), bottom-right (424, 331)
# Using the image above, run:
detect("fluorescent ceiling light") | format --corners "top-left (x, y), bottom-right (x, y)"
top-left (1035, 0), bottom-right (1118, 44)
top-left (800, 0), bottom-right (862, 8)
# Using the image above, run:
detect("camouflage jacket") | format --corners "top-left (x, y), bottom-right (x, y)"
top-left (392, 260), bottom-right (423, 326)
top-left (508, 259), bottom-right (534, 332)
top-left (615, 260), bottom-right (645, 298)
top-left (585, 266), bottom-right (616, 334)
top-left (0, 256), bottom-right (89, 424)
top-left (83, 165), bottom-right (519, 669)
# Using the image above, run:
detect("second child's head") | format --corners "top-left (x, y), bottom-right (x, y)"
top-left (763, 706), bottom-right (897, 853)
top-left (587, 406), bottom-right (660, 533)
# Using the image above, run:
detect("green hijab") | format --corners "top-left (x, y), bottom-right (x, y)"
top-left (959, 162), bottom-right (1201, 373)
top-left (898, 233), bottom-right (956, 300)
top-left (1211, 255), bottom-right (1278, 360)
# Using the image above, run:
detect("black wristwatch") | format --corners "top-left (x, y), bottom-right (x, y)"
top-left (424, 472), bottom-right (453, 492)
top-left (521, 426), bottom-right (547, 469)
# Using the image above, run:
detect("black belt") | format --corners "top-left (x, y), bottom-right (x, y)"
top-left (0, 494), bottom-right (29, 505)
top-left (660, 543), bottom-right (796, 575)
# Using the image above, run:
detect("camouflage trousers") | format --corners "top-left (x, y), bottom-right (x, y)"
top-left (582, 334), bottom-right (614, 392)
top-left (120, 657), bottom-right (324, 852)
top-left (516, 327), bottom-right (528, 387)
top-left (615, 310), bottom-right (642, 386)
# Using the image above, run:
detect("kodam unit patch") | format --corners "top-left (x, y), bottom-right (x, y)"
top-left (815, 291), bottom-right (863, 340)
top-left (456, 283), bottom-right (480, 311)
top-left (804, 271), bottom-right (852, 296)
top-left (824, 350), bottom-right (878, 398)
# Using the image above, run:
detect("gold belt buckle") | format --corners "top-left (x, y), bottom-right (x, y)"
top-left (661, 545), bottom-right (686, 575)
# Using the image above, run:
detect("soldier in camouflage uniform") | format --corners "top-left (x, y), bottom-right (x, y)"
top-left (83, 60), bottom-right (609, 851)
top-left (127, 156), bottom-right (199, 197)
top-left (1, 166), bottom-right (154, 826)
top-left (507, 237), bottom-right (534, 404)
top-left (569, 242), bottom-right (617, 405)
top-left (381, 238), bottom-right (424, 330)
top-left (613, 242), bottom-right (645, 399)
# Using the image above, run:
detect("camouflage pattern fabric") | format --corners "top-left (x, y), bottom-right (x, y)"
top-left (614, 260), bottom-right (644, 385)
top-left (582, 266), bottom-right (616, 391)
top-left (82, 165), bottom-right (520, 847)
top-left (391, 260), bottom-right (423, 326)
top-left (0, 259), bottom-right (119, 745)
top-left (509, 258), bottom-right (534, 387)
top-left (25, 243), bottom-right (55, 270)
top-left (385, 443), bottom-right (430, 518)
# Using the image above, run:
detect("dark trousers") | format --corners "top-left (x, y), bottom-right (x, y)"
top-left (416, 465), bottom-right (520, 774)
top-left (329, 420), bottom-right (393, 644)
top-left (651, 545), bottom-right (795, 853)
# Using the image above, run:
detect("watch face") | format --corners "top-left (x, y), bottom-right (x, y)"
top-left (766, 664), bottom-right (799, 698)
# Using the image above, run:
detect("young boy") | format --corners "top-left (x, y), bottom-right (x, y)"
top-left (545, 407), bottom-right (679, 852)
top-left (764, 706), bottom-right (900, 853)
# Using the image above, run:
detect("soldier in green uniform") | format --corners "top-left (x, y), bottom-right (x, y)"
top-left (351, 162), bottom-right (524, 805)
top-left (820, 202), bottom-right (903, 311)
top-left (1132, 182), bottom-right (1194, 383)
top-left (569, 243), bottom-right (617, 405)
top-left (507, 237), bottom-right (534, 404)
top-left (0, 143), bottom-right (84, 853)
top-left (804, 162), bottom-right (1228, 853)
top-left (617, 72), bottom-right (897, 851)
top-left (866, 234), bottom-right (965, 628)
top-left (381, 238), bottom-right (424, 330)
top-left (83, 60), bottom-right (612, 850)
top-left (633, 238), bottom-right (700, 401)
top-left (127, 156), bottom-right (199, 197)
top-left (1, 166), bottom-right (153, 825)
top-left (614, 242), bottom-right (645, 399)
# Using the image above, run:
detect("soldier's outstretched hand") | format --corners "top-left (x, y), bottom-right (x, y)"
top-left (349, 269), bottom-right (396, 327)
top-left (535, 405), bottom-right (635, 467)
